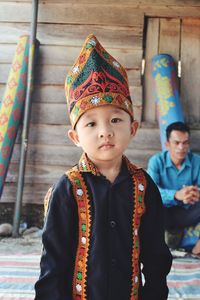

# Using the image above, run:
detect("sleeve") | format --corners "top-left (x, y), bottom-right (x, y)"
top-left (147, 155), bottom-right (179, 207)
top-left (138, 172), bottom-right (172, 300)
top-left (34, 175), bottom-right (78, 300)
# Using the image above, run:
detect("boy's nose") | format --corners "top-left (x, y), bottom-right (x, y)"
top-left (99, 127), bottom-right (113, 138)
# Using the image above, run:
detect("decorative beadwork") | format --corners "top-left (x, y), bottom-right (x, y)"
top-left (130, 167), bottom-right (146, 300)
top-left (65, 34), bottom-right (133, 129)
top-left (43, 186), bottom-right (53, 217)
top-left (67, 167), bottom-right (91, 300)
top-left (67, 154), bottom-right (146, 300)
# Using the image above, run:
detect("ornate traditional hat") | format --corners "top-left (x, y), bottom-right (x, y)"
top-left (65, 34), bottom-right (133, 128)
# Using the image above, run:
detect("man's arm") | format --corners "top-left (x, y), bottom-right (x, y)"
top-left (139, 172), bottom-right (172, 300)
top-left (147, 155), bottom-right (178, 207)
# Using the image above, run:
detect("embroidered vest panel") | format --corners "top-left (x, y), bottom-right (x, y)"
top-left (67, 164), bottom-right (146, 300)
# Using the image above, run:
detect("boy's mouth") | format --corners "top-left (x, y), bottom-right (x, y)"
top-left (99, 143), bottom-right (114, 150)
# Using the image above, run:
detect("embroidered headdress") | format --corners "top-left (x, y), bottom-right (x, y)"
top-left (65, 34), bottom-right (134, 128)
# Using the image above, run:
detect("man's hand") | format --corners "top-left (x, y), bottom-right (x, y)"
top-left (175, 186), bottom-right (200, 205)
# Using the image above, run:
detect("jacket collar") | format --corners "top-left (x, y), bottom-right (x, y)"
top-left (165, 151), bottom-right (191, 168)
top-left (78, 152), bottom-right (141, 176)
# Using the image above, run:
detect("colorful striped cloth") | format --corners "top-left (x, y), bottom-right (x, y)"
top-left (0, 254), bottom-right (40, 299)
top-left (0, 254), bottom-right (200, 299)
top-left (167, 257), bottom-right (200, 299)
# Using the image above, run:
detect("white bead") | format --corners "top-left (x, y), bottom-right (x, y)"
top-left (91, 96), bottom-right (100, 105)
top-left (81, 237), bottom-right (86, 244)
top-left (89, 38), bottom-right (96, 46)
top-left (77, 188), bottom-right (83, 196)
top-left (76, 284), bottom-right (82, 292)
top-left (135, 276), bottom-right (138, 283)
top-left (138, 183), bottom-right (144, 192)
top-left (113, 61), bottom-right (120, 68)
top-left (72, 65), bottom-right (80, 74)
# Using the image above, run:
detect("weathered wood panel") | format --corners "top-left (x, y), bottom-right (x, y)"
top-left (1, 183), bottom-right (50, 204)
top-left (143, 6), bottom-right (200, 18)
top-left (0, 23), bottom-right (143, 48)
top-left (0, 3), bottom-right (144, 26)
top-left (6, 163), bottom-right (68, 185)
top-left (0, 64), bottom-right (141, 87)
top-left (1, 0), bottom-right (200, 206)
top-left (181, 19), bottom-right (200, 124)
top-left (2, 0), bottom-right (200, 6)
top-left (143, 17), bottom-right (200, 125)
top-left (159, 18), bottom-right (180, 62)
top-left (0, 44), bottom-right (143, 69)
top-left (143, 18), bottom-right (159, 123)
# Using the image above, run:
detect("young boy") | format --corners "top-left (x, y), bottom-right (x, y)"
top-left (34, 34), bottom-right (172, 300)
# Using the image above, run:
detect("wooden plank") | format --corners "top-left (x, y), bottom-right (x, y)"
top-left (0, 3), bottom-right (144, 26)
top-left (130, 86), bottom-right (142, 106)
top-left (0, 44), bottom-right (143, 69)
top-left (181, 19), bottom-right (200, 124)
top-left (30, 101), bottom-right (142, 126)
top-left (0, 23), bottom-right (143, 48)
top-left (30, 103), bottom-right (69, 125)
top-left (2, 0), bottom-right (200, 6)
top-left (159, 18), bottom-right (181, 62)
top-left (1, 183), bottom-right (51, 204)
top-left (143, 18), bottom-right (159, 123)
top-left (32, 85), bottom-right (65, 104)
top-left (141, 6), bottom-right (200, 18)
top-left (6, 163), bottom-right (69, 184)
top-left (0, 64), bottom-right (141, 86)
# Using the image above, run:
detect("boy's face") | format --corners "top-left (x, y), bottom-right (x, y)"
top-left (68, 105), bottom-right (138, 164)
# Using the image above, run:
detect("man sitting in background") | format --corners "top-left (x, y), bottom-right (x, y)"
top-left (147, 122), bottom-right (200, 254)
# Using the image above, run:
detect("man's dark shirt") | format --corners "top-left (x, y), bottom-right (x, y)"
top-left (35, 156), bottom-right (172, 300)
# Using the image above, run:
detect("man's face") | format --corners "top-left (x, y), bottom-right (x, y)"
top-left (166, 130), bottom-right (190, 163)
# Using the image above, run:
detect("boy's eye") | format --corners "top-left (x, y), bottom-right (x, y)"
top-left (111, 118), bottom-right (122, 123)
top-left (86, 122), bottom-right (95, 127)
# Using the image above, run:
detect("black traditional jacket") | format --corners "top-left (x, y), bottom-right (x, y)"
top-left (35, 153), bottom-right (172, 300)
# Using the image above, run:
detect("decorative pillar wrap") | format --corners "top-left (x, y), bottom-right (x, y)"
top-left (151, 54), bottom-right (184, 149)
top-left (0, 35), bottom-right (30, 198)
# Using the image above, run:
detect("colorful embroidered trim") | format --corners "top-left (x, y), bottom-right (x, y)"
top-left (67, 167), bottom-right (91, 300)
top-left (130, 168), bottom-right (146, 300)
top-left (65, 34), bottom-right (133, 128)
top-left (43, 186), bottom-right (53, 217)
top-left (67, 158), bottom-right (146, 300)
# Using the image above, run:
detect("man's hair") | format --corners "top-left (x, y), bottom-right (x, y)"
top-left (166, 122), bottom-right (190, 141)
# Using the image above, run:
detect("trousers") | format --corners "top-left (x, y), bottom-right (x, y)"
top-left (164, 201), bottom-right (200, 230)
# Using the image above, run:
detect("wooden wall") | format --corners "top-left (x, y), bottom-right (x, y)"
top-left (0, 0), bottom-right (200, 204)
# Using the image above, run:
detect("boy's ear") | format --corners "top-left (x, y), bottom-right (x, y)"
top-left (130, 120), bottom-right (139, 137)
top-left (67, 129), bottom-right (81, 147)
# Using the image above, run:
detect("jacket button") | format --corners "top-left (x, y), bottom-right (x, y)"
top-left (111, 259), bottom-right (116, 266)
top-left (110, 221), bottom-right (116, 228)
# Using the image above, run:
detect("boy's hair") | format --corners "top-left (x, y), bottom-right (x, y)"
top-left (65, 34), bottom-right (134, 129)
top-left (166, 122), bottom-right (190, 141)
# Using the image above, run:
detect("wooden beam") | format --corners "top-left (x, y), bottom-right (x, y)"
top-left (181, 19), bottom-right (200, 124)
top-left (0, 2), bottom-right (144, 26)
top-left (143, 18), bottom-right (159, 123)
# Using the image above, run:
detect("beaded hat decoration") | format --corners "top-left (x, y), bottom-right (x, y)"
top-left (65, 34), bottom-right (134, 129)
